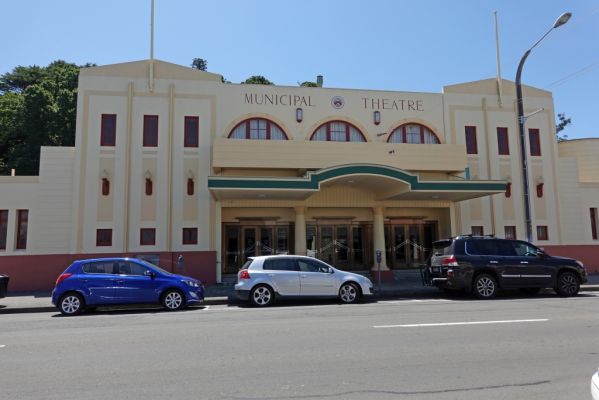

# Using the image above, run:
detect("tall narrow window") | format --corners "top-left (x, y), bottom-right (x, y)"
top-left (96, 229), bottom-right (112, 246)
top-left (0, 210), bottom-right (8, 250)
top-left (140, 228), bottom-right (156, 246)
top-left (465, 126), bottom-right (478, 154)
top-left (497, 127), bottom-right (509, 155)
top-left (143, 115), bottom-right (159, 147)
top-left (16, 210), bottom-right (28, 250)
top-left (591, 208), bottom-right (598, 240)
top-left (183, 228), bottom-right (198, 245)
top-left (504, 226), bottom-right (516, 240)
top-left (184, 116), bottom-right (199, 147)
top-left (529, 128), bottom-right (541, 156)
top-left (537, 226), bottom-right (548, 241)
top-left (471, 226), bottom-right (484, 236)
top-left (100, 114), bottom-right (117, 146)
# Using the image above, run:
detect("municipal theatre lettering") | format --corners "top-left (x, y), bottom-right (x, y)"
top-left (244, 93), bottom-right (315, 107)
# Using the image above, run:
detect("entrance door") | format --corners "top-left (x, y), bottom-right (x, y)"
top-left (387, 222), bottom-right (437, 268)
top-left (311, 224), bottom-right (368, 270)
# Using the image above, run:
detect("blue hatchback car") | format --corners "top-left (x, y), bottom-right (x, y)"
top-left (52, 258), bottom-right (204, 315)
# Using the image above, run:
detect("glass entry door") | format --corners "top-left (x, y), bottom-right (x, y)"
top-left (307, 224), bottom-right (370, 270)
top-left (386, 221), bottom-right (437, 268)
top-left (223, 224), bottom-right (292, 274)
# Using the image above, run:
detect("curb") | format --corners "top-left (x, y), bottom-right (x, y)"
top-left (2, 285), bottom-right (598, 315)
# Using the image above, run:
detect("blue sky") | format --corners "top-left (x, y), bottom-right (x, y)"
top-left (2, 0), bottom-right (597, 139)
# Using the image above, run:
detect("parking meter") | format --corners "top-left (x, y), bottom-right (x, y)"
top-left (375, 250), bottom-right (382, 295)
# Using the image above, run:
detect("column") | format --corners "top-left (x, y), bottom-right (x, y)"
top-left (294, 206), bottom-right (307, 255)
top-left (372, 206), bottom-right (389, 271)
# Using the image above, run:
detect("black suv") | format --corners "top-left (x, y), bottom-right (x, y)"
top-left (425, 235), bottom-right (587, 299)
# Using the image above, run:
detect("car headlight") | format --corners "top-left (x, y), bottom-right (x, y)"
top-left (576, 260), bottom-right (586, 271)
top-left (182, 280), bottom-right (200, 288)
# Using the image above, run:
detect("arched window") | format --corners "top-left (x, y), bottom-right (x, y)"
top-left (388, 123), bottom-right (440, 144)
top-left (310, 121), bottom-right (366, 142)
top-left (228, 118), bottom-right (287, 140)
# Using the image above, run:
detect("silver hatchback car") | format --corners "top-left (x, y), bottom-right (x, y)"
top-left (235, 255), bottom-right (374, 306)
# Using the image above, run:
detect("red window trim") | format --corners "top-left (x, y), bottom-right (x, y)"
top-left (96, 229), bottom-right (112, 247)
top-left (465, 126), bottom-right (478, 154)
top-left (591, 208), bottom-right (598, 240)
top-left (310, 120), bottom-right (366, 142)
top-left (140, 228), bottom-right (156, 246)
top-left (528, 128), bottom-right (541, 156)
top-left (504, 226), bottom-right (517, 240)
top-left (100, 114), bottom-right (117, 146)
top-left (228, 118), bottom-right (288, 140)
top-left (16, 209), bottom-right (28, 250)
top-left (536, 226), bottom-right (549, 241)
top-left (184, 116), bottom-right (199, 147)
top-left (143, 115), bottom-right (159, 147)
top-left (387, 123), bottom-right (440, 144)
top-left (182, 228), bottom-right (198, 245)
top-left (0, 210), bottom-right (8, 250)
top-left (497, 127), bottom-right (510, 155)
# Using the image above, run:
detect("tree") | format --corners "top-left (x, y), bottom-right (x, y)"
top-left (0, 61), bottom-right (86, 175)
top-left (242, 75), bottom-right (273, 85)
top-left (556, 112), bottom-right (572, 142)
top-left (191, 58), bottom-right (207, 71)
top-left (299, 81), bottom-right (318, 87)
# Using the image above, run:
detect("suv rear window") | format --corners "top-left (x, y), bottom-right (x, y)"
top-left (432, 240), bottom-right (453, 256)
top-left (263, 258), bottom-right (298, 271)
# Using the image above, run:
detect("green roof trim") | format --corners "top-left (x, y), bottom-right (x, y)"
top-left (208, 164), bottom-right (506, 192)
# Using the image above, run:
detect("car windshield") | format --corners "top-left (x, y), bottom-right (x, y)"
top-left (137, 259), bottom-right (172, 275)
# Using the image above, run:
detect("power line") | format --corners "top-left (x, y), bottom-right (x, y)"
top-left (546, 60), bottom-right (599, 88)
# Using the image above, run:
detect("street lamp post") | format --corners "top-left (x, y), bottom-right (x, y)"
top-left (515, 12), bottom-right (571, 243)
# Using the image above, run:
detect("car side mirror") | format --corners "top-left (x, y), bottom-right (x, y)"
top-left (536, 249), bottom-right (546, 258)
top-left (144, 270), bottom-right (156, 279)
top-left (328, 267), bottom-right (334, 274)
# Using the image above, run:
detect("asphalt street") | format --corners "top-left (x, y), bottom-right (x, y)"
top-left (1, 293), bottom-right (598, 400)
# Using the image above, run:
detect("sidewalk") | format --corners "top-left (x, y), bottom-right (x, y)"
top-left (2, 272), bottom-right (599, 314)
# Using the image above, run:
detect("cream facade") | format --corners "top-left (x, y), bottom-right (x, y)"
top-left (1, 59), bottom-right (597, 290)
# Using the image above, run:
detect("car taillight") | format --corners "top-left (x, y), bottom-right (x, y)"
top-left (55, 273), bottom-right (73, 286)
top-left (441, 256), bottom-right (458, 267)
top-left (239, 270), bottom-right (251, 280)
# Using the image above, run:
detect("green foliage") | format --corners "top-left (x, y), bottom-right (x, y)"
top-left (556, 112), bottom-right (571, 142)
top-left (242, 75), bottom-right (273, 85)
top-left (299, 81), bottom-right (318, 87)
top-left (0, 60), bottom-right (85, 175)
top-left (191, 58), bottom-right (207, 71)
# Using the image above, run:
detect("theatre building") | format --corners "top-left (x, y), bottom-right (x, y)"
top-left (1, 59), bottom-right (598, 291)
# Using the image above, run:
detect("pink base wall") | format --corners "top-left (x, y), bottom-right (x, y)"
top-left (542, 245), bottom-right (599, 273)
top-left (0, 251), bottom-right (216, 292)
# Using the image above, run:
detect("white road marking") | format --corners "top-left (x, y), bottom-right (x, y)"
top-left (373, 318), bottom-right (549, 328)
top-left (0, 345), bottom-right (6, 348)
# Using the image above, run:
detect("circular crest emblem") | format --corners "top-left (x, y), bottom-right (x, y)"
top-left (331, 96), bottom-right (345, 109)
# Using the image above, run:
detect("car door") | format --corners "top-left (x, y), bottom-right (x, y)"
top-left (79, 261), bottom-right (118, 304)
top-left (262, 258), bottom-right (300, 296)
top-left (510, 241), bottom-right (554, 287)
top-left (297, 258), bottom-right (337, 296)
top-left (113, 261), bottom-right (161, 303)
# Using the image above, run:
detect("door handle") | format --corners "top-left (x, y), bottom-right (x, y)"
top-left (267, 274), bottom-right (274, 277)
top-left (81, 279), bottom-right (89, 282)
top-left (117, 280), bottom-right (125, 284)
top-left (300, 274), bottom-right (307, 278)
top-left (489, 260), bottom-right (499, 264)
top-left (520, 261), bottom-right (529, 264)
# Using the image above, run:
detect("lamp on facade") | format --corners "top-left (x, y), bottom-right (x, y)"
top-left (374, 110), bottom-right (381, 125)
top-left (296, 107), bottom-right (303, 123)
top-left (100, 169), bottom-right (110, 196)
top-left (505, 177), bottom-right (512, 198)
top-left (144, 170), bottom-right (153, 196)
top-left (515, 11), bottom-right (571, 242)
top-left (536, 176), bottom-right (544, 198)
top-left (187, 170), bottom-right (195, 196)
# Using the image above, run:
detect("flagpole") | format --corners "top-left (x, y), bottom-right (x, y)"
top-left (149, 0), bottom-right (155, 92)
top-left (494, 11), bottom-right (503, 107)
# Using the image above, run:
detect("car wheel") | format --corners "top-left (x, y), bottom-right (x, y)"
top-left (339, 282), bottom-right (360, 304)
top-left (250, 285), bottom-right (274, 307)
top-left (59, 293), bottom-right (85, 316)
top-left (473, 274), bottom-right (497, 299)
top-left (555, 271), bottom-right (580, 297)
top-left (162, 290), bottom-right (185, 311)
